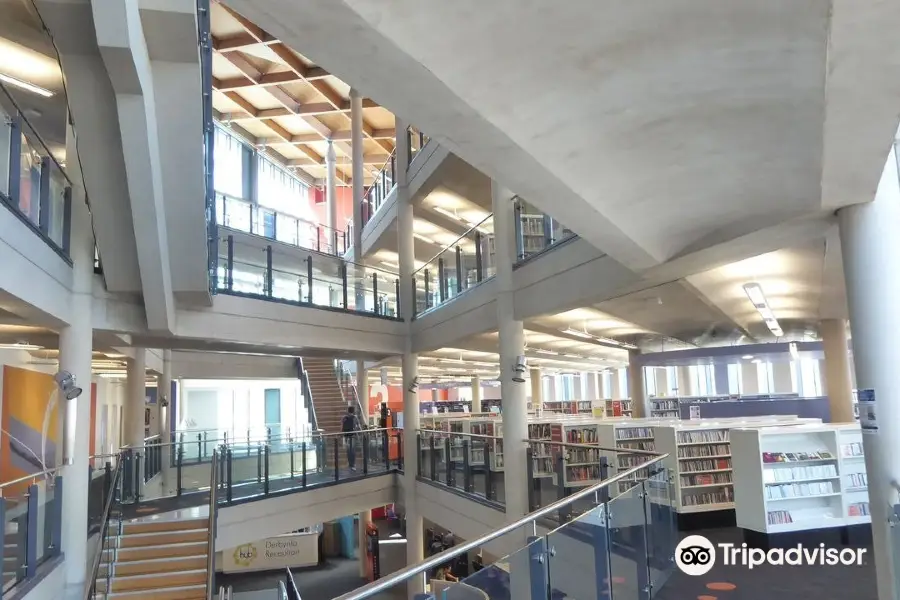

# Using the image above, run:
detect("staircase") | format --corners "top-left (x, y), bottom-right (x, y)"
top-left (97, 518), bottom-right (210, 600)
top-left (303, 357), bottom-right (347, 434)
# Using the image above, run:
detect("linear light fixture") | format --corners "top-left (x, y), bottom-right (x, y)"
top-left (532, 348), bottom-right (560, 356)
top-left (562, 328), bottom-right (593, 339)
top-left (0, 342), bottom-right (43, 351)
top-left (560, 328), bottom-right (638, 350)
top-left (412, 232), bottom-right (436, 244)
top-left (743, 282), bottom-right (783, 338)
top-left (0, 73), bottom-right (53, 98)
top-left (789, 342), bottom-right (800, 361)
top-left (433, 206), bottom-right (464, 222)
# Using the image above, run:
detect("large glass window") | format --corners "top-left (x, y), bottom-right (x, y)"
top-left (727, 364), bottom-right (742, 395)
top-left (214, 126), bottom-right (244, 198)
top-left (257, 156), bottom-right (310, 220)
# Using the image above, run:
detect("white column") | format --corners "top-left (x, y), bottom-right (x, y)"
top-left (676, 366), bottom-right (693, 396)
top-left (610, 370), bottom-right (622, 400)
top-left (598, 371), bottom-right (609, 399)
top-left (160, 350), bottom-right (172, 492)
top-left (653, 368), bottom-right (668, 397)
top-left (325, 139), bottom-right (337, 238)
top-left (471, 376), bottom-right (482, 413)
top-left (772, 362), bottom-right (793, 393)
top-left (837, 143), bottom-right (900, 600)
top-left (431, 387), bottom-right (439, 402)
top-left (629, 351), bottom-right (647, 417)
top-left (350, 89), bottom-right (365, 307)
top-left (493, 180), bottom-right (528, 521)
top-left (125, 350), bottom-right (146, 450)
top-left (58, 124), bottom-right (94, 584)
top-left (396, 117), bottom-right (424, 599)
top-left (821, 321), bottom-right (855, 422)
top-left (741, 363), bottom-right (760, 395)
top-left (358, 510), bottom-right (372, 577)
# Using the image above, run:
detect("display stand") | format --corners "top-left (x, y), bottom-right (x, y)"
top-left (730, 423), bottom-right (870, 549)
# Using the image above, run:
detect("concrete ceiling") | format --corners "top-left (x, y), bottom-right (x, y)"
top-left (225, 0), bottom-right (900, 278)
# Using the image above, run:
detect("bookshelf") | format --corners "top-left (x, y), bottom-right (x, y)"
top-left (543, 399), bottom-right (593, 415)
top-left (650, 398), bottom-right (680, 418)
top-left (595, 422), bottom-right (658, 496)
top-left (528, 422), bottom-right (556, 478)
top-left (654, 423), bottom-right (734, 513)
top-left (730, 423), bottom-right (868, 535)
top-left (604, 399), bottom-right (633, 417)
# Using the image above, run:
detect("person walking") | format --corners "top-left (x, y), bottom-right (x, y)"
top-left (341, 405), bottom-right (361, 471)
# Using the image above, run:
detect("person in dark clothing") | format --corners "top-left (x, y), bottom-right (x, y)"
top-left (341, 405), bottom-right (361, 470)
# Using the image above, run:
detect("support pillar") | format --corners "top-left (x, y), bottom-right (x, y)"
top-left (653, 368), bottom-right (668, 397)
top-left (529, 368), bottom-right (542, 409)
top-left (493, 180), bottom-right (528, 522)
top-left (160, 349), bottom-right (172, 493)
top-left (431, 387), bottom-right (439, 403)
top-left (58, 123), bottom-right (93, 584)
top-left (471, 376), bottom-right (482, 413)
top-left (628, 351), bottom-right (647, 417)
top-left (837, 144), bottom-right (900, 600)
top-left (676, 366), bottom-right (694, 396)
top-left (396, 117), bottom-right (424, 599)
top-left (741, 363), bottom-right (760, 395)
top-left (350, 89), bottom-right (365, 307)
top-left (714, 364), bottom-right (730, 396)
top-left (358, 510), bottom-right (372, 577)
top-left (820, 319), bottom-right (855, 422)
top-left (772, 362), bottom-right (794, 394)
top-left (125, 350), bottom-right (147, 450)
top-left (325, 140), bottom-right (337, 240)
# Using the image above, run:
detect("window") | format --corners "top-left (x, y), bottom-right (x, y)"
top-left (257, 156), bottom-right (310, 220)
top-left (795, 359), bottom-right (823, 397)
top-left (727, 364), bottom-right (742, 395)
top-left (213, 126), bottom-right (245, 199)
top-left (756, 362), bottom-right (775, 394)
top-left (644, 367), bottom-right (657, 397)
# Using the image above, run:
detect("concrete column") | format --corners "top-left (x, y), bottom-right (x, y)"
top-left (714, 364), bottom-right (730, 395)
top-left (653, 368), bottom-right (668, 397)
top-left (676, 366), bottom-right (693, 396)
top-left (358, 510), bottom-right (372, 577)
top-left (396, 117), bottom-right (424, 599)
top-left (350, 89), bottom-right (365, 307)
top-left (821, 319), bottom-right (855, 422)
top-left (598, 371), bottom-right (609, 399)
top-left (431, 387), bottom-right (439, 402)
top-left (325, 139), bottom-right (337, 236)
top-left (628, 351), bottom-right (647, 417)
top-left (58, 126), bottom-right (94, 584)
top-left (529, 368), bottom-right (542, 408)
top-left (160, 349), bottom-right (172, 492)
top-left (357, 360), bottom-right (368, 422)
top-left (125, 350), bottom-right (146, 450)
top-left (493, 180), bottom-right (528, 522)
top-left (772, 362), bottom-right (794, 393)
top-left (471, 376), bottom-right (482, 413)
top-left (837, 145), bottom-right (900, 600)
top-left (741, 363), bottom-right (760, 395)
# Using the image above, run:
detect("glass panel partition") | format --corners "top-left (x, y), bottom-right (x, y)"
top-left (216, 234), bottom-right (401, 318)
top-left (361, 150), bottom-right (397, 229)
top-left (413, 214), bottom-right (494, 316)
top-left (513, 196), bottom-right (577, 263)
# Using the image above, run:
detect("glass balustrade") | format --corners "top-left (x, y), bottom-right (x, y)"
top-left (216, 234), bottom-right (401, 318)
top-left (514, 196), bottom-right (577, 263)
top-left (216, 192), bottom-right (348, 256)
top-left (0, 84), bottom-right (73, 258)
top-left (361, 150), bottom-right (397, 229)
top-left (413, 214), bottom-right (495, 316)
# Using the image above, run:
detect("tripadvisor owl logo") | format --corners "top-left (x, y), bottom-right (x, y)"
top-left (675, 535), bottom-right (716, 576)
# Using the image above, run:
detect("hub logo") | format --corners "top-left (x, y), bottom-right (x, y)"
top-left (675, 535), bottom-right (716, 576)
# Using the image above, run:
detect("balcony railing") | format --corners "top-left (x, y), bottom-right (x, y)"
top-left (217, 234), bottom-right (401, 319)
top-left (413, 213), bottom-right (495, 316)
top-left (0, 84), bottom-right (73, 262)
top-left (514, 196), bottom-right (577, 264)
top-left (216, 192), bottom-right (349, 256)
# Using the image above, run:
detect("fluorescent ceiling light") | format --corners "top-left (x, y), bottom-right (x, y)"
top-left (562, 328), bottom-right (593, 339)
top-left (560, 328), bottom-right (638, 350)
top-left (532, 349), bottom-right (559, 356)
top-left (742, 355), bottom-right (754, 360)
top-left (563, 353), bottom-right (584, 359)
top-left (433, 206), bottom-right (464, 222)
top-left (0, 342), bottom-right (43, 351)
top-left (789, 342), bottom-right (800, 361)
top-left (743, 283), bottom-right (767, 308)
top-left (413, 233), bottom-right (435, 244)
top-left (742, 282), bottom-right (783, 339)
top-left (0, 73), bottom-right (53, 98)
top-left (751, 358), bottom-right (762, 364)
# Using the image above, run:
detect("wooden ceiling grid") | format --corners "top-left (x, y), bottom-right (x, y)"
top-left (209, 1), bottom-right (395, 186)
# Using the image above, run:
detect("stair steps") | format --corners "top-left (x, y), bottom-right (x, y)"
top-left (304, 358), bottom-right (349, 434)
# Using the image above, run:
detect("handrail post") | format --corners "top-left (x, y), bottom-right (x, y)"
top-left (556, 455), bottom-right (568, 523)
top-left (438, 258), bottom-right (446, 303)
top-left (25, 484), bottom-right (37, 578)
top-left (455, 246), bottom-right (463, 293)
top-left (383, 429), bottom-right (389, 471)
top-left (264, 445), bottom-right (270, 495)
top-left (306, 256), bottom-right (313, 303)
top-left (514, 198), bottom-right (525, 260)
top-left (226, 235), bottom-right (234, 290)
top-left (423, 269), bottom-right (431, 309)
top-left (485, 444), bottom-right (494, 500)
top-left (256, 445), bottom-right (262, 483)
top-left (290, 441), bottom-right (295, 479)
top-left (177, 444), bottom-right (184, 496)
top-left (302, 442), bottom-right (308, 488)
top-left (372, 273), bottom-right (378, 315)
top-left (341, 263), bottom-right (349, 308)
top-left (526, 447), bottom-right (536, 511)
top-left (226, 449), bottom-right (233, 504)
top-left (396, 430), bottom-right (403, 471)
top-left (429, 435), bottom-right (436, 481)
top-left (463, 440), bottom-right (471, 493)
top-left (445, 437), bottom-right (453, 487)
top-left (474, 232), bottom-right (483, 282)
top-left (416, 432), bottom-right (423, 478)
top-left (363, 432), bottom-right (370, 475)
top-left (394, 278), bottom-right (400, 317)
top-left (333, 437), bottom-right (340, 482)
top-left (197, 434), bottom-right (202, 463)
top-left (265, 245), bottom-right (274, 297)
top-left (50, 476), bottom-right (63, 557)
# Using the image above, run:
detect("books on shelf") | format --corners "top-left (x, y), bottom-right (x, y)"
top-left (767, 510), bottom-right (793, 525)
top-left (567, 427), bottom-right (598, 444)
top-left (761, 450), bottom-right (834, 463)
top-left (678, 430), bottom-right (728, 444)
top-left (762, 464), bottom-right (837, 483)
top-left (841, 442), bottom-right (864, 457)
top-left (567, 465), bottom-right (602, 483)
top-left (565, 447), bottom-right (600, 464)
top-left (848, 502), bottom-right (870, 516)
top-left (765, 481), bottom-right (835, 500)
top-left (680, 472), bottom-right (733, 486)
top-left (845, 472), bottom-right (868, 488)
top-left (681, 458), bottom-right (732, 472)
top-left (616, 427), bottom-right (652, 440)
top-left (683, 488), bottom-right (733, 506)
top-left (528, 423), bottom-right (552, 440)
top-left (677, 444), bottom-right (730, 458)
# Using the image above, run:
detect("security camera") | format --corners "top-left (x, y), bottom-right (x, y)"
top-left (512, 355), bottom-right (527, 383)
top-left (54, 370), bottom-right (83, 400)
top-left (407, 376), bottom-right (419, 393)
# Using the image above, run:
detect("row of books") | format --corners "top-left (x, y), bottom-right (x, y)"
top-left (532, 456), bottom-right (554, 476)
top-left (677, 430), bottom-right (728, 444)
top-left (618, 440), bottom-right (656, 452)
top-left (848, 502), bottom-right (870, 516)
top-left (566, 448), bottom-right (601, 463)
top-left (619, 455), bottom-right (650, 469)
top-left (567, 428), bottom-right (598, 444)
top-left (765, 481), bottom-right (835, 499)
top-left (653, 400), bottom-right (679, 410)
top-left (681, 458), bottom-right (731, 472)
top-left (841, 442), bottom-right (864, 457)
top-left (767, 510), bottom-right (793, 525)
top-left (845, 472), bottom-right (868, 488)
top-left (762, 464), bottom-right (837, 483)
top-left (680, 472), bottom-right (733, 486)
top-left (528, 424), bottom-right (552, 439)
top-left (762, 450), bottom-right (834, 463)
top-left (615, 427), bottom-right (653, 440)
top-left (567, 465), bottom-right (603, 482)
top-left (682, 488), bottom-right (733, 506)
top-left (677, 444), bottom-right (729, 458)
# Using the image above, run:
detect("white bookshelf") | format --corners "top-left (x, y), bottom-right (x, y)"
top-left (730, 423), bottom-right (869, 534)
top-left (543, 399), bottom-right (593, 415)
top-left (596, 422), bottom-right (657, 496)
top-left (650, 398), bottom-right (680, 418)
top-left (604, 399), bottom-right (633, 417)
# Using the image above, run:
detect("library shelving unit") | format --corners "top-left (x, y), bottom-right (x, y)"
top-left (730, 423), bottom-right (869, 547)
top-left (604, 399), bottom-right (633, 417)
top-left (542, 399), bottom-right (593, 415)
top-left (527, 422), bottom-right (556, 478)
top-left (548, 422), bottom-right (606, 488)
top-left (596, 421), bottom-right (659, 496)
top-left (649, 398), bottom-right (680, 418)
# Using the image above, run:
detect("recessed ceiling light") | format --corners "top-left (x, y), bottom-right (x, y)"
top-left (742, 355), bottom-right (753, 360)
top-left (0, 73), bottom-right (53, 98)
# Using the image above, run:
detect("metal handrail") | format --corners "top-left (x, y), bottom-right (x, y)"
top-left (332, 453), bottom-right (669, 600)
top-left (83, 458), bottom-right (123, 600)
top-left (523, 437), bottom-right (662, 456)
top-left (285, 568), bottom-right (301, 599)
top-left (421, 429), bottom-right (503, 441)
top-left (0, 467), bottom-right (63, 491)
top-left (299, 359), bottom-right (319, 432)
top-left (206, 450), bottom-right (218, 600)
